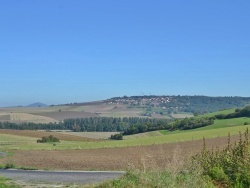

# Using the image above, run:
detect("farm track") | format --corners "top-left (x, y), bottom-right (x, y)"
top-left (1, 135), bottom-right (240, 171)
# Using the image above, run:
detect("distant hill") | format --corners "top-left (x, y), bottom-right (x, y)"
top-left (27, 102), bottom-right (48, 107)
top-left (105, 95), bottom-right (250, 115)
top-left (57, 95), bottom-right (250, 116)
top-left (1, 95), bottom-right (250, 124)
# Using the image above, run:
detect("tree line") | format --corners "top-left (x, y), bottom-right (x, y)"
top-left (63, 117), bottom-right (171, 132)
top-left (123, 117), bottom-right (214, 135)
top-left (215, 106), bottom-right (250, 119)
top-left (0, 117), bottom-right (170, 132)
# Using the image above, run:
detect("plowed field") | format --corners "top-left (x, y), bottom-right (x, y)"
top-left (1, 135), bottom-right (240, 171)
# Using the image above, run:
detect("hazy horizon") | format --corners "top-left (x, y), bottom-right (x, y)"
top-left (1, 1), bottom-right (249, 107)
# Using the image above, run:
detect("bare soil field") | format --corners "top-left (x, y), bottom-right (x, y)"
top-left (0, 129), bottom-right (95, 141)
top-left (31, 111), bottom-right (99, 121)
top-left (1, 135), bottom-right (240, 171)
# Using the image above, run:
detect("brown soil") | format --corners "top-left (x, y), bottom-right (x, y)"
top-left (0, 129), bottom-right (95, 141)
top-left (32, 111), bottom-right (99, 121)
top-left (2, 135), bottom-right (239, 171)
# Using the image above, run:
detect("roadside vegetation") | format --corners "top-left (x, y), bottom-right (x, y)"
top-left (0, 176), bottom-right (20, 188)
top-left (94, 129), bottom-right (250, 188)
top-left (194, 129), bottom-right (250, 187)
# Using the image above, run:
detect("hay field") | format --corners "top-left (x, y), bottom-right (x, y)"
top-left (60, 131), bottom-right (120, 139)
top-left (171, 113), bottom-right (194, 119)
top-left (124, 131), bottom-right (162, 140)
top-left (0, 112), bottom-right (58, 123)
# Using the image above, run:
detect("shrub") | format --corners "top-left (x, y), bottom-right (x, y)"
top-left (110, 133), bottom-right (123, 140)
top-left (4, 163), bottom-right (15, 169)
top-left (194, 129), bottom-right (250, 187)
top-left (37, 135), bottom-right (59, 143)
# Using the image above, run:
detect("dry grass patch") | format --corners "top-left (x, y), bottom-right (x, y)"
top-left (61, 132), bottom-right (120, 140)
top-left (171, 113), bottom-right (194, 119)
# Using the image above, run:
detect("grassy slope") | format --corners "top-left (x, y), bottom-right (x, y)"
top-left (196, 117), bottom-right (250, 130)
top-left (200, 108), bottom-right (236, 118)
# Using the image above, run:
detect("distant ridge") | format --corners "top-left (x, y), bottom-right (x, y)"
top-left (27, 102), bottom-right (48, 107)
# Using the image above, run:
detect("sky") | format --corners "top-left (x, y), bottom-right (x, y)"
top-left (0, 1), bottom-right (250, 107)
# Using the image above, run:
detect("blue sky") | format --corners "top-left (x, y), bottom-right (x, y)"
top-left (0, 1), bottom-right (249, 106)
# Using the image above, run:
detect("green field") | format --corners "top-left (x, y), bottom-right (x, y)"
top-left (0, 134), bottom-right (36, 143)
top-left (201, 108), bottom-right (236, 117)
top-left (196, 117), bottom-right (250, 130)
top-left (1, 124), bottom-right (250, 151)
top-left (160, 117), bottom-right (250, 135)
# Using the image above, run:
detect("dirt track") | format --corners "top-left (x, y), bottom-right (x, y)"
top-left (2, 135), bottom-right (239, 171)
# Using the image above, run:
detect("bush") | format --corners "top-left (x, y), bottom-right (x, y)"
top-left (194, 129), bottom-right (250, 187)
top-left (37, 135), bottom-right (59, 143)
top-left (4, 163), bottom-right (15, 169)
top-left (208, 167), bottom-right (228, 183)
top-left (110, 133), bottom-right (123, 140)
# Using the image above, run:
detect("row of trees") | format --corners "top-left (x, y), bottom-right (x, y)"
top-left (173, 117), bottom-right (214, 130)
top-left (0, 117), bottom-right (171, 132)
top-left (123, 117), bottom-right (214, 135)
top-left (63, 117), bottom-right (170, 132)
top-left (0, 121), bottom-right (64, 130)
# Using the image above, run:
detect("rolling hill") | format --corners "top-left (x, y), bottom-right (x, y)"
top-left (0, 95), bottom-right (249, 124)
